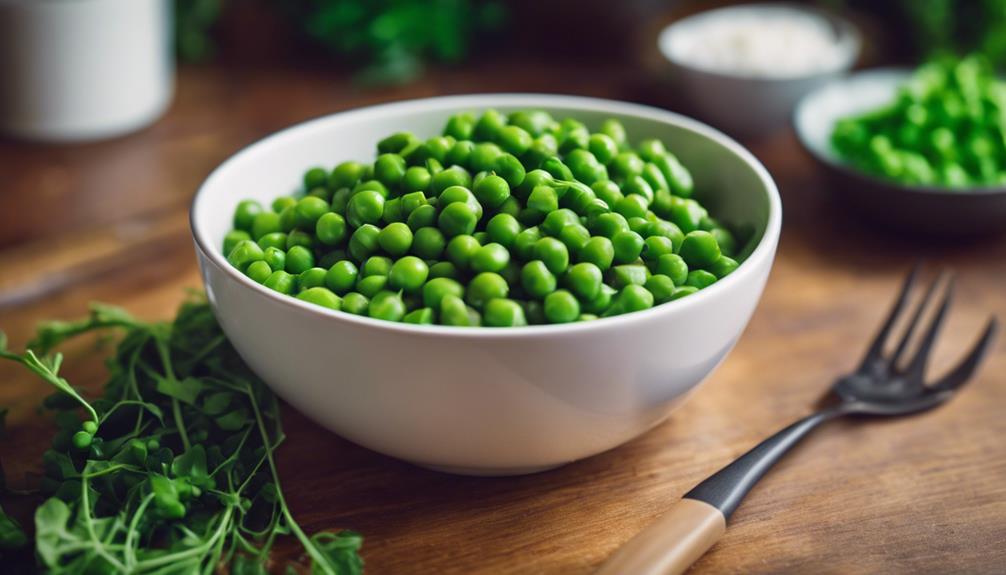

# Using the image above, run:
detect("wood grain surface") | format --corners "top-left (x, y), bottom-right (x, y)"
top-left (1, 59), bottom-right (1004, 575)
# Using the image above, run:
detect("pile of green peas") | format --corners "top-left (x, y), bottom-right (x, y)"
top-left (223, 109), bottom-right (740, 327)
top-left (832, 54), bottom-right (1006, 188)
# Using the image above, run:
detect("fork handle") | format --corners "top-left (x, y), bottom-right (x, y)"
top-left (596, 408), bottom-right (843, 575)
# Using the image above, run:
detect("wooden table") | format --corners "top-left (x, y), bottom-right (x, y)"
top-left (2, 60), bottom-right (1004, 575)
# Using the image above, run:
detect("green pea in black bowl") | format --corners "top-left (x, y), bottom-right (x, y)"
top-left (794, 68), bottom-right (1006, 235)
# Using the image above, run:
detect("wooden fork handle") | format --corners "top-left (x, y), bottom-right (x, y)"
top-left (594, 497), bottom-right (726, 575)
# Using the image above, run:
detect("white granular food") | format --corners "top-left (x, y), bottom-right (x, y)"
top-left (662, 7), bottom-right (847, 78)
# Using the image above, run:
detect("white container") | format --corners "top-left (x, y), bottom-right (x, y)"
top-left (0, 0), bottom-right (174, 142)
top-left (190, 94), bottom-right (782, 476)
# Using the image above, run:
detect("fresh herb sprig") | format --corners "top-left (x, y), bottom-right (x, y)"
top-left (0, 298), bottom-right (362, 574)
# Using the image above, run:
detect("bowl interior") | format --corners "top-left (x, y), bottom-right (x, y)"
top-left (193, 95), bottom-right (778, 311)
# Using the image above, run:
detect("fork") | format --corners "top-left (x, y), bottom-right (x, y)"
top-left (596, 267), bottom-right (999, 575)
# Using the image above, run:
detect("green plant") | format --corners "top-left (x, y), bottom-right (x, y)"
top-left (0, 299), bottom-right (363, 573)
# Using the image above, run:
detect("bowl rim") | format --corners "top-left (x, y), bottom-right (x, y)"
top-left (657, 1), bottom-right (861, 82)
top-left (190, 93), bottom-right (782, 338)
top-left (794, 67), bottom-right (1006, 197)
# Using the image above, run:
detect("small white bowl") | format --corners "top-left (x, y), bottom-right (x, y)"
top-left (190, 94), bottom-right (781, 476)
top-left (657, 3), bottom-right (860, 138)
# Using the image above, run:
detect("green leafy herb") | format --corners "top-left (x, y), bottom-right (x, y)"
top-left (0, 297), bottom-right (363, 573)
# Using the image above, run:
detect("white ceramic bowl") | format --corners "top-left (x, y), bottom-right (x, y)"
top-left (191, 94), bottom-right (782, 476)
top-left (657, 3), bottom-right (860, 138)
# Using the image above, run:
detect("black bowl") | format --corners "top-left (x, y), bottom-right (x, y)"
top-left (794, 68), bottom-right (1006, 235)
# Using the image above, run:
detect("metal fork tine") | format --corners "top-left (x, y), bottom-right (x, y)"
top-left (858, 265), bottom-right (920, 372)
top-left (889, 271), bottom-right (946, 368)
top-left (902, 275), bottom-right (955, 380)
top-left (931, 318), bottom-right (999, 392)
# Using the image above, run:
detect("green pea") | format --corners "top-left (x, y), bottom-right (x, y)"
top-left (413, 227), bottom-right (446, 259)
top-left (272, 196), bottom-right (297, 214)
top-left (558, 224), bottom-right (591, 254)
top-left (651, 189), bottom-right (673, 219)
top-left (470, 243), bottom-right (510, 273)
top-left (474, 109), bottom-right (507, 141)
top-left (352, 179), bottom-right (389, 198)
top-left (541, 156), bottom-right (574, 181)
top-left (679, 230), bottom-right (721, 268)
top-left (356, 275), bottom-right (388, 298)
top-left (560, 181), bottom-right (598, 215)
top-left (513, 226), bottom-right (542, 260)
top-left (438, 202), bottom-right (479, 237)
top-left (325, 260), bottom-right (359, 294)
top-left (566, 262), bottom-right (603, 300)
top-left (342, 292), bottom-right (370, 315)
top-left (524, 134), bottom-right (559, 167)
top-left (541, 208), bottom-right (579, 237)
top-left (637, 139), bottom-right (667, 162)
top-left (346, 190), bottom-right (385, 228)
top-left (578, 236), bottom-right (615, 271)
top-left (375, 222), bottom-right (412, 257)
top-left (365, 291), bottom-right (405, 321)
top-left (566, 149), bottom-right (604, 184)
top-left (708, 256), bottom-right (739, 278)
top-left (330, 188), bottom-right (351, 215)
top-left (599, 118), bottom-right (627, 146)
top-left (362, 256), bottom-right (393, 277)
top-left (444, 112), bottom-right (476, 140)
top-left (615, 284), bottom-right (654, 314)
top-left (377, 132), bottom-right (417, 154)
top-left (400, 191), bottom-right (428, 217)
top-left (372, 153), bottom-right (406, 188)
top-left (329, 161), bottom-right (366, 189)
top-left (263, 247), bottom-right (286, 272)
top-left (294, 196), bottom-right (329, 229)
top-left (622, 175), bottom-right (655, 204)
top-left (466, 272), bottom-right (509, 308)
top-left (611, 230), bottom-right (644, 264)
top-left (582, 284), bottom-right (617, 314)
top-left (348, 224), bottom-right (381, 261)
top-left (420, 277), bottom-right (463, 309)
top-left (642, 163), bottom-right (669, 192)
top-left (645, 274), bottom-right (676, 304)
top-left (686, 269), bottom-right (718, 289)
top-left (224, 230), bottom-right (251, 255)
top-left (590, 212), bottom-right (629, 238)
top-left (588, 133), bottom-right (618, 165)
top-left (381, 198), bottom-right (403, 224)
top-left (440, 294), bottom-right (475, 326)
top-left (641, 235), bottom-right (675, 262)
top-left (315, 212), bottom-right (347, 246)
top-left (495, 125), bottom-right (532, 156)
top-left (610, 264), bottom-right (649, 289)
top-left (403, 307), bottom-right (435, 325)
top-left (527, 185), bottom-right (559, 214)
top-left (473, 174), bottom-right (510, 209)
top-left (611, 152), bottom-right (645, 180)
top-left (493, 153), bottom-right (526, 188)
top-left (711, 227), bottom-right (737, 257)
top-left (297, 287), bottom-right (342, 310)
top-left (483, 299), bottom-right (528, 327)
top-left (428, 261), bottom-right (459, 280)
top-left (485, 213), bottom-right (521, 248)
top-left (233, 200), bottom-right (263, 232)
top-left (628, 216), bottom-right (650, 236)
top-left (402, 166), bottom-right (431, 193)
top-left (534, 237), bottom-right (570, 274)
top-left (285, 229), bottom-right (314, 250)
top-left (670, 286), bottom-right (698, 301)
top-left (430, 166), bottom-right (472, 195)
top-left (250, 212), bottom-right (281, 241)
top-left (544, 290), bottom-right (580, 323)
top-left (422, 136), bottom-right (453, 163)
top-left (445, 234), bottom-right (481, 269)
top-left (388, 256), bottom-right (429, 292)
top-left (285, 245), bottom-right (315, 274)
top-left (298, 267), bottom-right (328, 290)
top-left (559, 125), bottom-right (589, 153)
top-left (245, 260), bottom-right (273, 283)
top-left (654, 153), bottom-right (694, 198)
top-left (227, 240), bottom-right (264, 270)
top-left (518, 261), bottom-right (555, 298)
top-left (443, 139), bottom-right (473, 167)
top-left (614, 194), bottom-right (649, 219)
top-left (263, 270), bottom-right (297, 295)
top-left (279, 205), bottom-right (298, 232)
top-left (307, 186), bottom-right (332, 202)
top-left (667, 197), bottom-right (705, 233)
top-left (517, 169), bottom-right (554, 199)
top-left (508, 110), bottom-right (554, 136)
top-left (468, 142), bottom-right (502, 173)
top-left (407, 204), bottom-right (437, 230)
top-left (655, 253), bottom-right (688, 286)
